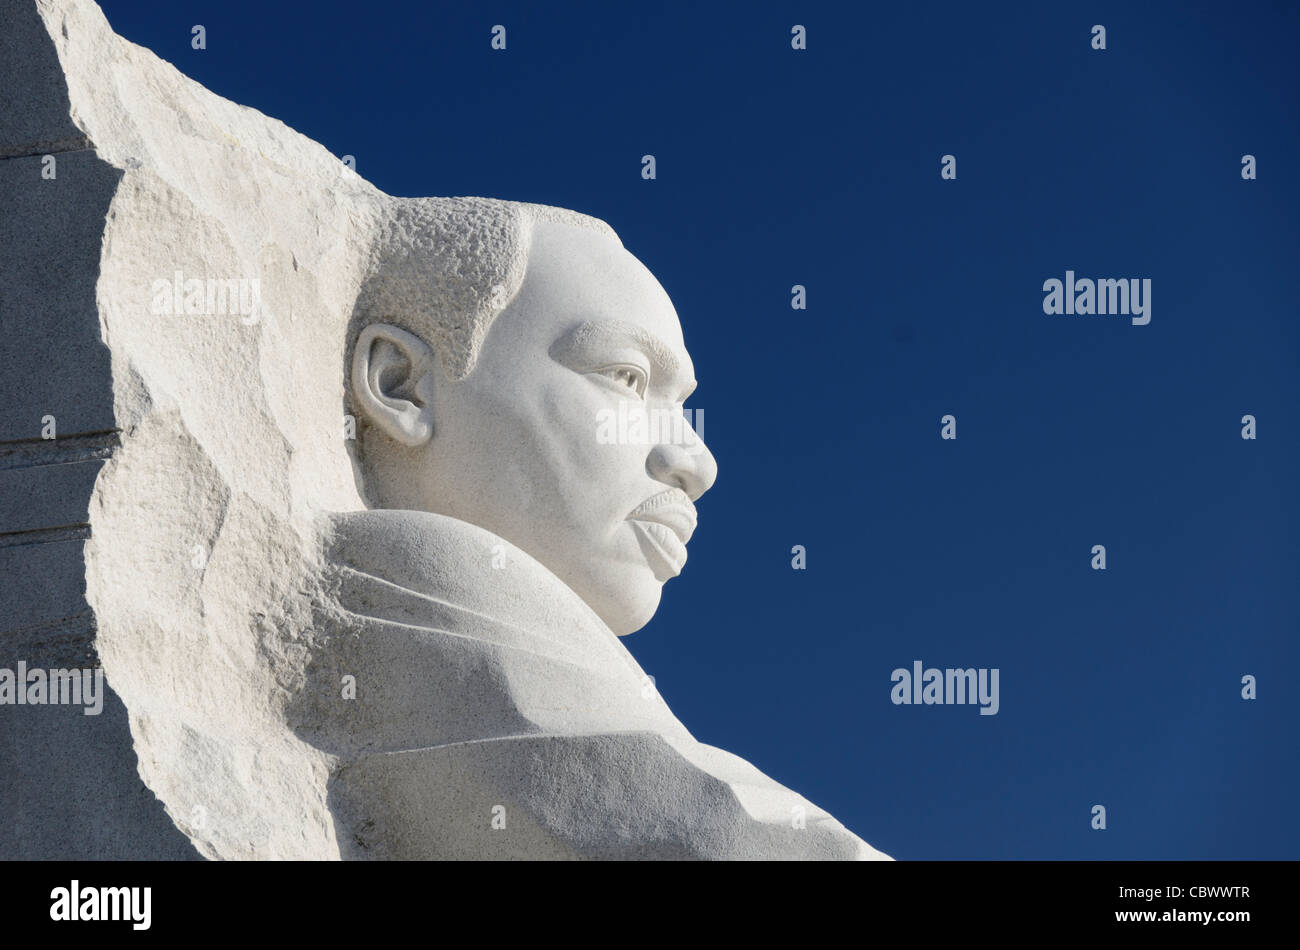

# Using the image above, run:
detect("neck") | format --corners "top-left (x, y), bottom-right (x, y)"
top-left (319, 507), bottom-right (611, 641)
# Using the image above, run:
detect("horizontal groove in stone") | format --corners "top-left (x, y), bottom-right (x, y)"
top-left (0, 610), bottom-right (98, 667)
top-left (0, 524), bottom-right (91, 548)
top-left (0, 136), bottom-right (95, 160)
top-left (0, 430), bottom-right (119, 471)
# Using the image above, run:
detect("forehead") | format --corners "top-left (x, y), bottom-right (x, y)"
top-left (520, 220), bottom-right (688, 354)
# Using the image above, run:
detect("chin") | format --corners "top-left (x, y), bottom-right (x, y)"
top-left (591, 565), bottom-right (663, 637)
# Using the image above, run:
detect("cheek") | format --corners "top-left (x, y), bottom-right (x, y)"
top-left (535, 379), bottom-right (647, 525)
top-left (536, 380), bottom-right (605, 485)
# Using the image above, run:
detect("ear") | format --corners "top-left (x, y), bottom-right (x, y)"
top-left (351, 323), bottom-right (437, 446)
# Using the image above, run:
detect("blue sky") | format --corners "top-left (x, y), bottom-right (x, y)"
top-left (100, 0), bottom-right (1299, 858)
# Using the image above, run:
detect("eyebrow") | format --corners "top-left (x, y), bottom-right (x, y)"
top-left (551, 320), bottom-right (693, 393)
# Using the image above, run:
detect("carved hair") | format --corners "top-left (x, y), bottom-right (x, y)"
top-left (349, 196), bottom-right (619, 383)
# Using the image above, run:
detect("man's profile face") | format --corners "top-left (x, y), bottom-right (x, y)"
top-left (384, 219), bottom-right (717, 635)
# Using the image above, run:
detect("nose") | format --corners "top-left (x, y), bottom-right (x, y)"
top-left (646, 434), bottom-right (717, 501)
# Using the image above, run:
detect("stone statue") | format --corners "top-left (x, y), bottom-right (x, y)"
top-left (303, 199), bottom-right (889, 858)
top-left (1, 0), bottom-right (888, 860)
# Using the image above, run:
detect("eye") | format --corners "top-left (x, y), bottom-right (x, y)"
top-left (595, 364), bottom-right (648, 398)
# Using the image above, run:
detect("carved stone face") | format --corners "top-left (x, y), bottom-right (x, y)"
top-left (353, 220), bottom-right (718, 635)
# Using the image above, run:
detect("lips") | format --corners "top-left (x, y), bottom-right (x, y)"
top-left (626, 489), bottom-right (697, 581)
